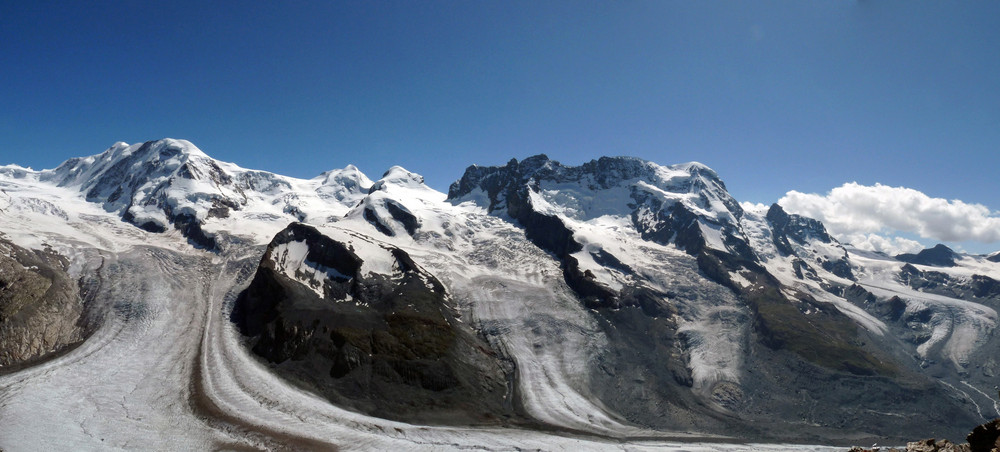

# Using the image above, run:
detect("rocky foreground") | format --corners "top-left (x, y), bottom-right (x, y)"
top-left (850, 420), bottom-right (1000, 452)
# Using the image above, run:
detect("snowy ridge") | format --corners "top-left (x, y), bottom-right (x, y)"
top-left (344, 165), bottom-right (443, 238)
top-left (30, 138), bottom-right (373, 245)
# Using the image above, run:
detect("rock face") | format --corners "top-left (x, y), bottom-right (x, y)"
top-left (231, 223), bottom-right (518, 425)
top-left (0, 238), bottom-right (87, 370)
top-left (967, 419), bottom-right (1000, 452)
top-left (766, 203), bottom-right (854, 280)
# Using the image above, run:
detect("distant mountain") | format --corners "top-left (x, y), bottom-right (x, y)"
top-left (1, 139), bottom-right (998, 449)
top-left (897, 244), bottom-right (960, 267)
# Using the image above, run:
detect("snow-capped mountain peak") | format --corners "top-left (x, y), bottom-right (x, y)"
top-left (316, 164), bottom-right (374, 202)
top-left (369, 165), bottom-right (427, 193)
top-left (318, 163), bottom-right (370, 186)
top-left (43, 139), bottom-right (210, 189)
top-left (8, 139), bottom-right (378, 249)
top-left (33, 139), bottom-right (243, 243)
top-left (342, 166), bottom-right (447, 238)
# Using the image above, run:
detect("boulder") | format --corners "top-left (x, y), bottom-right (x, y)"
top-left (967, 419), bottom-right (1000, 452)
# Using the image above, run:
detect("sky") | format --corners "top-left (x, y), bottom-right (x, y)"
top-left (2, 1), bottom-right (999, 254)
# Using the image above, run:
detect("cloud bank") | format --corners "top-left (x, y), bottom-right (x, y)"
top-left (778, 183), bottom-right (1000, 254)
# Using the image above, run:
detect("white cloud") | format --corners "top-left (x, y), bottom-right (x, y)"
top-left (839, 233), bottom-right (925, 255)
top-left (778, 182), bottom-right (1000, 254)
top-left (739, 201), bottom-right (769, 213)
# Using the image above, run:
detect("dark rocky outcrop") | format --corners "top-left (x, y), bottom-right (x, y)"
top-left (0, 238), bottom-right (88, 371)
top-left (383, 200), bottom-right (419, 235)
top-left (171, 212), bottom-right (217, 250)
top-left (897, 244), bottom-right (959, 267)
top-left (971, 275), bottom-right (1000, 299)
top-left (632, 195), bottom-right (707, 256)
top-left (767, 203), bottom-right (834, 250)
top-left (845, 284), bottom-right (907, 321)
top-left (767, 203), bottom-right (854, 280)
top-left (967, 419), bottom-right (1000, 452)
top-left (362, 200), bottom-right (421, 238)
top-left (232, 223), bottom-right (518, 425)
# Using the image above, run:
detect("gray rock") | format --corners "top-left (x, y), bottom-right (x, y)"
top-left (0, 238), bottom-right (87, 370)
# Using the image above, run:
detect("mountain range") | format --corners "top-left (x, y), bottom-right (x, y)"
top-left (1, 138), bottom-right (998, 450)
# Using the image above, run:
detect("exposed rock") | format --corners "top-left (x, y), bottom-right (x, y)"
top-left (970, 275), bottom-right (1000, 299)
top-left (0, 238), bottom-right (87, 370)
top-left (767, 203), bottom-right (854, 280)
top-left (845, 283), bottom-right (877, 305)
top-left (633, 196), bottom-right (707, 256)
top-left (903, 438), bottom-right (970, 452)
top-left (967, 419), bottom-right (1000, 452)
top-left (848, 419), bottom-right (1000, 452)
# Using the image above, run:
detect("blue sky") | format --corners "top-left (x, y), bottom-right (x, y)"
top-left (2, 1), bottom-right (999, 252)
